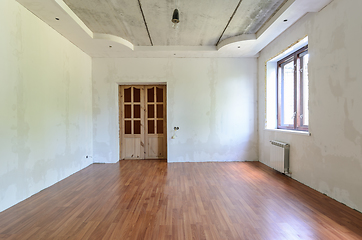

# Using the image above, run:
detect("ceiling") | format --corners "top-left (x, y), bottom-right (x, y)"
top-left (16, 0), bottom-right (332, 58)
top-left (62, 0), bottom-right (287, 46)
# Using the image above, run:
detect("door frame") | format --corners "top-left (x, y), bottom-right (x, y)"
top-left (117, 83), bottom-right (168, 161)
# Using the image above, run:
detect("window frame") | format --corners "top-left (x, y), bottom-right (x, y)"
top-left (277, 45), bottom-right (308, 131)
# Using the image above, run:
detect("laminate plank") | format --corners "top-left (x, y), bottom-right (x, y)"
top-left (1, 160), bottom-right (362, 239)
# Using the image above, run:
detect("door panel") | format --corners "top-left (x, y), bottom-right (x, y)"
top-left (124, 138), bottom-right (141, 159)
top-left (120, 86), bottom-right (145, 160)
top-left (119, 85), bottom-right (166, 160)
top-left (147, 137), bottom-right (164, 158)
top-left (145, 86), bottom-right (166, 159)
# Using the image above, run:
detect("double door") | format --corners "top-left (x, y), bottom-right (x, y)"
top-left (119, 85), bottom-right (167, 160)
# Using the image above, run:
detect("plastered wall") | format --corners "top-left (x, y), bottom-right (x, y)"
top-left (92, 58), bottom-right (258, 163)
top-left (0, 0), bottom-right (93, 212)
top-left (258, 0), bottom-right (362, 212)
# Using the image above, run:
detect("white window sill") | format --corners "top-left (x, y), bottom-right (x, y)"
top-left (264, 128), bottom-right (311, 136)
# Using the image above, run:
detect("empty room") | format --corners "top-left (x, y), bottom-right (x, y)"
top-left (1, 0), bottom-right (362, 239)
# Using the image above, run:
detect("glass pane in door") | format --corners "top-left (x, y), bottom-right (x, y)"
top-left (134, 120), bottom-right (141, 134)
top-left (148, 105), bottom-right (154, 118)
top-left (124, 87), bottom-right (131, 102)
top-left (125, 120), bottom-right (132, 134)
top-left (134, 88), bottom-right (140, 102)
top-left (157, 104), bottom-right (163, 118)
top-left (156, 87), bottom-right (163, 102)
top-left (157, 120), bottom-right (163, 134)
top-left (148, 120), bottom-right (155, 134)
top-left (148, 88), bottom-right (154, 102)
top-left (124, 105), bottom-right (131, 118)
top-left (134, 105), bottom-right (141, 118)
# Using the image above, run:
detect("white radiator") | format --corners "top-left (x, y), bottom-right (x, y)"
top-left (270, 140), bottom-right (290, 174)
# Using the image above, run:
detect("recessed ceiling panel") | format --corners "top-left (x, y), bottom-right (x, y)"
top-left (64, 0), bottom-right (152, 46)
top-left (141, 0), bottom-right (240, 46)
top-left (220, 0), bottom-right (287, 42)
top-left (64, 0), bottom-right (286, 47)
top-left (18, 0), bottom-right (332, 56)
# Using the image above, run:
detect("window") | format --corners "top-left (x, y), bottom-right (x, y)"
top-left (277, 45), bottom-right (309, 131)
top-left (265, 36), bottom-right (309, 133)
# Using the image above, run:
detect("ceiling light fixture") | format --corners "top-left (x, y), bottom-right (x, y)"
top-left (172, 9), bottom-right (179, 28)
top-left (172, 9), bottom-right (179, 23)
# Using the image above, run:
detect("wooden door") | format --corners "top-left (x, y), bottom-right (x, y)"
top-left (145, 86), bottom-right (167, 159)
top-left (119, 85), bottom-right (166, 160)
top-left (119, 86), bottom-right (145, 159)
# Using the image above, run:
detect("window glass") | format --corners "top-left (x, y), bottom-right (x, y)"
top-left (302, 53), bottom-right (309, 126)
top-left (281, 61), bottom-right (295, 126)
top-left (277, 45), bottom-right (308, 131)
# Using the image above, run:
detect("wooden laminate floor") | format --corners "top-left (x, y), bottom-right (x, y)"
top-left (0, 160), bottom-right (362, 240)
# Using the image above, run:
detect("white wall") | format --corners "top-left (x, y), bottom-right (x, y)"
top-left (0, 0), bottom-right (93, 212)
top-left (93, 58), bottom-right (258, 163)
top-left (258, 0), bottom-right (362, 212)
